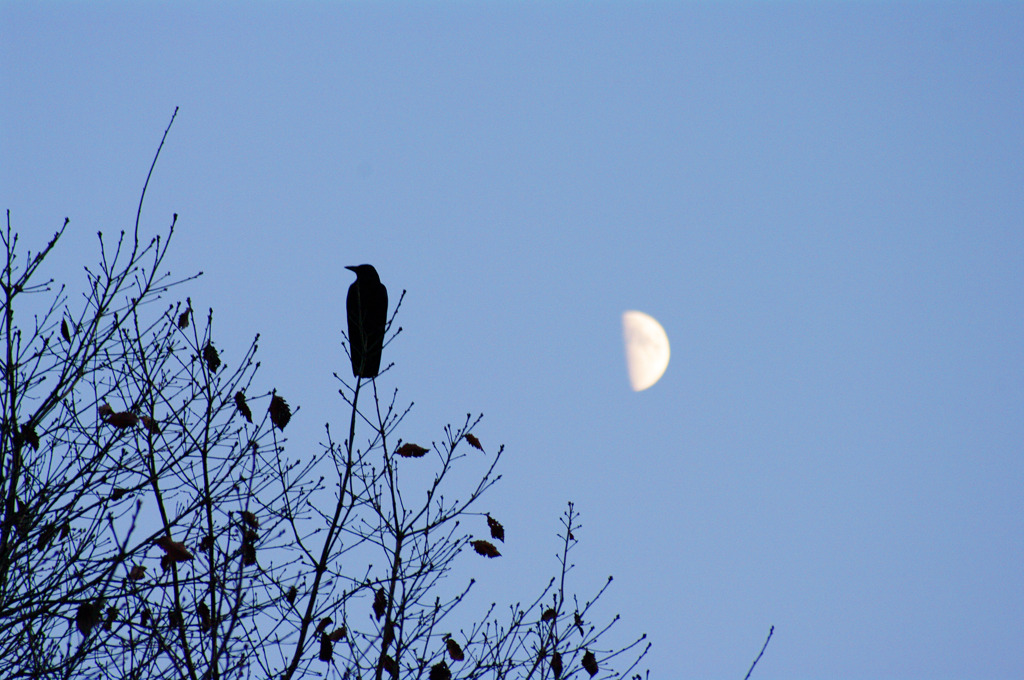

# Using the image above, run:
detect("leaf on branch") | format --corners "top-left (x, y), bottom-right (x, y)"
top-left (396, 442), bottom-right (429, 458)
top-left (328, 625), bottom-right (347, 642)
top-left (242, 542), bottom-right (257, 566)
top-left (20, 423), bottom-right (39, 451)
top-left (269, 393), bottom-right (291, 431)
top-left (286, 586), bottom-right (297, 605)
top-left (178, 303), bottom-right (191, 329)
top-left (155, 535), bottom-right (193, 562)
top-left (381, 654), bottom-right (398, 679)
top-left (61, 318), bottom-right (71, 342)
top-left (382, 620), bottom-right (395, 647)
top-left (582, 650), bottom-right (598, 677)
top-left (465, 433), bottom-right (484, 451)
top-left (550, 651), bottom-right (563, 680)
top-left (373, 587), bottom-right (387, 620)
top-left (198, 601), bottom-right (211, 633)
top-left (12, 501), bottom-right (30, 539)
top-left (541, 608), bottom-right (557, 623)
top-left (103, 606), bottom-right (117, 632)
top-left (37, 523), bottom-right (57, 551)
top-left (574, 611), bottom-right (585, 636)
top-left (444, 635), bottom-right (465, 661)
top-left (203, 342), bottom-right (221, 372)
top-left (98, 402), bottom-right (114, 418)
top-left (319, 636), bottom-right (333, 662)
top-left (429, 661), bottom-right (451, 680)
top-left (240, 511), bottom-right (260, 528)
top-left (76, 602), bottom-right (101, 636)
top-left (486, 514), bottom-right (505, 542)
top-left (140, 416), bottom-right (161, 435)
top-left (316, 617), bottom-right (333, 635)
top-left (105, 411), bottom-right (138, 429)
top-left (110, 487), bottom-right (129, 501)
top-left (127, 565), bottom-right (147, 581)
top-left (60, 522), bottom-right (70, 540)
top-left (235, 391), bottom-right (253, 423)
top-left (471, 540), bottom-right (501, 558)
top-left (200, 535), bottom-right (214, 551)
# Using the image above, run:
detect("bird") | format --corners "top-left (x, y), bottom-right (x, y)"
top-left (345, 264), bottom-right (388, 378)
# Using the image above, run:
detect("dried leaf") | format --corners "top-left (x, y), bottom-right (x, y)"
top-left (12, 502), bottom-right (30, 539)
top-left (373, 587), bottom-right (387, 620)
top-left (76, 602), bottom-right (101, 636)
top-left (198, 602), bottom-right (211, 633)
top-left (382, 620), bottom-right (395, 647)
top-left (240, 511), bottom-right (260, 529)
top-left (396, 442), bottom-right (429, 458)
top-left (203, 342), bottom-right (221, 372)
top-left (465, 433), bottom-right (484, 451)
top-left (316, 617), bottom-right (333, 635)
top-left (541, 608), bottom-right (557, 623)
top-left (429, 661), bottom-right (452, 680)
top-left (470, 540), bottom-right (501, 558)
top-left (574, 611), bottom-right (585, 636)
top-left (328, 625), bottom-right (347, 642)
top-left (105, 411), bottom-right (138, 429)
top-left (319, 636), bottom-right (333, 662)
top-left (242, 542), bottom-right (257, 566)
top-left (98, 402), bottom-right (114, 418)
top-left (20, 423), bottom-right (39, 451)
top-left (234, 391), bottom-right (252, 423)
top-left (103, 606), bottom-right (117, 632)
top-left (286, 586), bottom-right (297, 605)
top-left (110, 487), bottom-right (129, 501)
top-left (155, 535), bottom-right (193, 562)
top-left (487, 515), bottom-right (505, 542)
top-left (37, 523), bottom-right (57, 551)
top-left (269, 393), bottom-right (291, 431)
top-left (200, 534), bottom-right (214, 551)
top-left (60, 522), bottom-right (70, 540)
top-left (61, 318), bottom-right (71, 342)
top-left (582, 650), bottom-right (598, 677)
top-left (178, 304), bottom-right (190, 329)
top-left (445, 636), bottom-right (465, 661)
top-left (551, 651), bottom-right (563, 680)
top-left (128, 565), bottom-right (147, 581)
top-left (140, 416), bottom-right (161, 435)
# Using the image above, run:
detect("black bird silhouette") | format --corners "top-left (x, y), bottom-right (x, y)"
top-left (345, 264), bottom-right (388, 378)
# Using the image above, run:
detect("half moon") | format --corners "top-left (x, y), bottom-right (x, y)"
top-left (622, 311), bottom-right (670, 391)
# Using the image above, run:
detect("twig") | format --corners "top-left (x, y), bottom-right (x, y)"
top-left (743, 625), bottom-right (774, 680)
top-left (134, 107), bottom-right (179, 244)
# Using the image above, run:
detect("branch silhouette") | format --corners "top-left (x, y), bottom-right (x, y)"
top-left (0, 114), bottom-right (652, 680)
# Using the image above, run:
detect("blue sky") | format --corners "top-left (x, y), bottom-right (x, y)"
top-left (3, 3), bottom-right (1022, 678)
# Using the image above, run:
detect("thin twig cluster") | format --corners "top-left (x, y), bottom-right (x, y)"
top-left (0, 115), bottom-right (650, 680)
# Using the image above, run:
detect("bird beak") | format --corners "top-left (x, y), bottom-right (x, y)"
top-left (345, 265), bottom-right (357, 273)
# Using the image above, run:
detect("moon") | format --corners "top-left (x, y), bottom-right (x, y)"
top-left (622, 311), bottom-right (670, 391)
